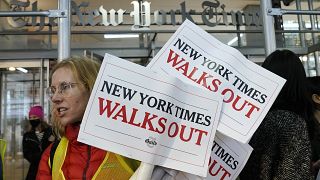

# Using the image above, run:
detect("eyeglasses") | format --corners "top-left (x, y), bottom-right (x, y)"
top-left (46, 81), bottom-right (79, 100)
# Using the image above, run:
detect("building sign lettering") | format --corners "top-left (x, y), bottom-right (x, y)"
top-left (8, 0), bottom-right (262, 31)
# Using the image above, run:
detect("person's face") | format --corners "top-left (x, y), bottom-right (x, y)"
top-left (312, 93), bottom-right (320, 107)
top-left (50, 67), bottom-right (90, 126)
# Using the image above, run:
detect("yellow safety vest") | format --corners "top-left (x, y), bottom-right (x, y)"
top-left (49, 137), bottom-right (140, 180)
top-left (0, 139), bottom-right (6, 180)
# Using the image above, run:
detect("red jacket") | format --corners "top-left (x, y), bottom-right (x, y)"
top-left (36, 124), bottom-right (106, 179)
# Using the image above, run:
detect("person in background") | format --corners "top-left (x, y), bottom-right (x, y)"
top-left (23, 105), bottom-right (54, 180)
top-left (240, 49), bottom-right (314, 179)
top-left (36, 57), bottom-right (140, 180)
top-left (0, 153), bottom-right (2, 180)
top-left (307, 76), bottom-right (320, 178)
top-left (0, 139), bottom-right (6, 180)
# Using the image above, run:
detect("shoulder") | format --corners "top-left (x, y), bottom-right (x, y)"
top-left (44, 127), bottom-right (53, 132)
top-left (43, 127), bottom-right (53, 135)
top-left (267, 109), bottom-right (300, 119)
top-left (254, 109), bottom-right (308, 143)
top-left (266, 110), bottom-right (310, 144)
top-left (23, 131), bottom-right (35, 139)
top-left (265, 110), bottom-right (305, 128)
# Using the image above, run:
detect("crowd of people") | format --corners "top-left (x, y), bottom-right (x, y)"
top-left (15, 49), bottom-right (319, 180)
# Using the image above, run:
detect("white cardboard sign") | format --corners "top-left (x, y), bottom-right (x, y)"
top-left (78, 53), bottom-right (223, 177)
top-left (147, 19), bottom-right (285, 143)
top-left (205, 132), bottom-right (252, 179)
top-left (167, 132), bottom-right (252, 180)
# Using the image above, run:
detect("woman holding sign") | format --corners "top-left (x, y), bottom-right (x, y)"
top-left (36, 57), bottom-right (140, 179)
top-left (240, 50), bottom-right (314, 179)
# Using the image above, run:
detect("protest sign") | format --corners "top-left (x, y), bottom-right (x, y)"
top-left (157, 132), bottom-right (252, 180)
top-left (147, 19), bottom-right (286, 143)
top-left (205, 132), bottom-right (252, 179)
top-left (78, 53), bottom-right (223, 176)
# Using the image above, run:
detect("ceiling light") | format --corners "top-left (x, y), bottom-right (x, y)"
top-left (104, 34), bottom-right (139, 39)
top-left (16, 67), bottom-right (28, 73)
top-left (8, 67), bottom-right (16, 71)
top-left (302, 56), bottom-right (308, 62)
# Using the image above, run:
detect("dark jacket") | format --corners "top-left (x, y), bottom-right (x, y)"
top-left (312, 121), bottom-right (320, 176)
top-left (23, 127), bottom-right (52, 180)
top-left (240, 109), bottom-right (313, 180)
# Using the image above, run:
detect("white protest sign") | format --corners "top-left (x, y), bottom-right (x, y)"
top-left (147, 19), bottom-right (286, 143)
top-left (78, 53), bottom-right (223, 177)
top-left (156, 132), bottom-right (252, 180)
top-left (206, 132), bottom-right (252, 179)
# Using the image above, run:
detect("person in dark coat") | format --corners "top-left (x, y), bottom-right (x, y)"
top-left (23, 105), bottom-right (54, 180)
top-left (307, 76), bottom-right (320, 178)
top-left (240, 50), bottom-right (314, 179)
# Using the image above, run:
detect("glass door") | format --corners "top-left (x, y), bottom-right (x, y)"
top-left (0, 59), bottom-right (50, 179)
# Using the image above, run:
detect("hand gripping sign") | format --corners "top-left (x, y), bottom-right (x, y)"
top-left (147, 19), bottom-right (285, 143)
top-left (78, 53), bottom-right (223, 177)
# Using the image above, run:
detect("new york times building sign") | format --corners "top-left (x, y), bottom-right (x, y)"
top-left (8, 0), bottom-right (262, 31)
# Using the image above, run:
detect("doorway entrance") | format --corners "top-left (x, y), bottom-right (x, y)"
top-left (0, 59), bottom-right (49, 179)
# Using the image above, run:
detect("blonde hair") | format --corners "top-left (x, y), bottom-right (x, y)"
top-left (50, 56), bottom-right (101, 139)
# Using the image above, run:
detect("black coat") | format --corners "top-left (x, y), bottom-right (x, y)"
top-left (240, 110), bottom-right (313, 179)
top-left (22, 127), bottom-right (53, 180)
